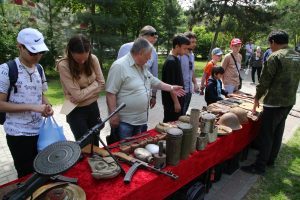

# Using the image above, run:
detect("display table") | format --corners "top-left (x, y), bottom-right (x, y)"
top-left (0, 120), bottom-right (260, 200)
top-left (65, 120), bottom-right (260, 200)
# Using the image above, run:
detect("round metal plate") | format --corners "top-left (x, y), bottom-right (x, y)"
top-left (34, 141), bottom-right (81, 176)
top-left (31, 183), bottom-right (86, 200)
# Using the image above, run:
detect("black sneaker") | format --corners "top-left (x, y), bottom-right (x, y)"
top-left (241, 164), bottom-right (265, 175)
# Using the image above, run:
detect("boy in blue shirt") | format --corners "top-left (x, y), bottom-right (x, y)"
top-left (205, 66), bottom-right (229, 105)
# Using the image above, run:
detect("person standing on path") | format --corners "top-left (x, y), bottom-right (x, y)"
top-left (0, 28), bottom-right (53, 178)
top-left (263, 47), bottom-right (272, 67)
top-left (162, 34), bottom-right (190, 122)
top-left (56, 35), bottom-right (105, 146)
top-left (117, 25), bottom-right (159, 110)
top-left (116, 25), bottom-right (159, 135)
top-left (249, 46), bottom-right (263, 84)
top-left (221, 38), bottom-right (243, 94)
top-left (179, 31), bottom-right (199, 115)
top-left (245, 41), bottom-right (255, 67)
top-left (241, 30), bottom-right (300, 175)
top-left (200, 47), bottom-right (224, 93)
top-left (106, 38), bottom-right (185, 140)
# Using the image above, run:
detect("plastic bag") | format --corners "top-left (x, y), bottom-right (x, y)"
top-left (37, 116), bottom-right (66, 152)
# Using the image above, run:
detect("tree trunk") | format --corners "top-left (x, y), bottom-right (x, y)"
top-left (90, 3), bottom-right (96, 46)
top-left (208, 0), bottom-right (228, 60)
top-left (48, 0), bottom-right (54, 51)
top-left (0, 1), bottom-right (5, 16)
top-left (208, 14), bottom-right (224, 60)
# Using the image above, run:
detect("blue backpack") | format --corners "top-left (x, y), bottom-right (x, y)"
top-left (0, 60), bottom-right (43, 125)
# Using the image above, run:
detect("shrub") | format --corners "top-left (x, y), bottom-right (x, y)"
top-left (192, 25), bottom-right (213, 59)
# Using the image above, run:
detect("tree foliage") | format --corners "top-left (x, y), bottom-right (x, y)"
top-left (274, 0), bottom-right (300, 46)
top-left (158, 0), bottom-right (185, 52)
top-left (188, 0), bottom-right (278, 54)
top-left (0, 16), bottom-right (18, 63)
top-left (0, 0), bottom-right (187, 67)
top-left (0, 2), bottom-right (36, 63)
top-left (77, 0), bottom-right (126, 61)
top-left (34, 0), bottom-right (77, 67)
top-left (192, 26), bottom-right (213, 59)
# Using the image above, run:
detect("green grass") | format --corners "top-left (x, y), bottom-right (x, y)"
top-left (45, 79), bottom-right (64, 105)
top-left (157, 55), bottom-right (207, 79)
top-left (45, 55), bottom-right (208, 105)
top-left (243, 128), bottom-right (300, 200)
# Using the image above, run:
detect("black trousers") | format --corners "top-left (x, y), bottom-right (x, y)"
top-left (163, 109), bottom-right (183, 123)
top-left (254, 106), bottom-right (292, 171)
top-left (251, 67), bottom-right (262, 83)
top-left (182, 92), bottom-right (192, 115)
top-left (67, 101), bottom-right (102, 146)
top-left (6, 135), bottom-right (39, 178)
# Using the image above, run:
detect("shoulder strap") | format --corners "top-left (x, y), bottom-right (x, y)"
top-left (230, 53), bottom-right (241, 78)
top-left (5, 61), bottom-right (44, 102)
top-left (6, 60), bottom-right (18, 101)
top-left (35, 64), bottom-right (45, 83)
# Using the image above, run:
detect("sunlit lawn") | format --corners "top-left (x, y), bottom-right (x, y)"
top-left (45, 55), bottom-right (207, 105)
top-left (244, 128), bottom-right (300, 200)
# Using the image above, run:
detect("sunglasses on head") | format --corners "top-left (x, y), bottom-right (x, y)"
top-left (145, 32), bottom-right (158, 37)
top-left (22, 45), bottom-right (45, 56)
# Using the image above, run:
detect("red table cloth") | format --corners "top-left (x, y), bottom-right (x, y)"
top-left (0, 120), bottom-right (260, 200)
top-left (63, 120), bottom-right (260, 200)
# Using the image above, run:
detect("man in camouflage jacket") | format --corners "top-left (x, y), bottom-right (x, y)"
top-left (242, 30), bottom-right (300, 175)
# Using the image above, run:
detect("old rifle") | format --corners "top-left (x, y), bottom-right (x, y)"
top-left (114, 152), bottom-right (179, 184)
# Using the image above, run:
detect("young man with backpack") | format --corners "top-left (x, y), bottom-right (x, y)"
top-left (0, 28), bottom-right (53, 178)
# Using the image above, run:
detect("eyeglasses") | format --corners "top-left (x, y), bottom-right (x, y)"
top-left (22, 45), bottom-right (45, 56)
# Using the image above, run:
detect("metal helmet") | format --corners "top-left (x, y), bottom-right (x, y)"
top-left (229, 107), bottom-right (248, 124)
top-left (178, 115), bottom-right (190, 123)
top-left (217, 112), bottom-right (242, 130)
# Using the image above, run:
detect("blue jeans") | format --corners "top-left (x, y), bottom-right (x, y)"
top-left (118, 122), bottom-right (146, 140)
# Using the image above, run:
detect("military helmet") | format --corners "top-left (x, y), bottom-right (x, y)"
top-left (217, 112), bottom-right (242, 130)
top-left (229, 107), bottom-right (248, 124)
top-left (178, 115), bottom-right (190, 123)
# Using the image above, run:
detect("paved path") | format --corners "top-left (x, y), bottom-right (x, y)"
top-left (0, 70), bottom-right (299, 200)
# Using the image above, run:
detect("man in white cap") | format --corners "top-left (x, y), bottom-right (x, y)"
top-left (0, 28), bottom-right (53, 178)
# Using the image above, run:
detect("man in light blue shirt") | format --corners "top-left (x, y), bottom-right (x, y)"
top-left (179, 32), bottom-right (199, 114)
top-left (117, 25), bottom-right (158, 109)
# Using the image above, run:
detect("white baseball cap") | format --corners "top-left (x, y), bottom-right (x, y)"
top-left (17, 28), bottom-right (49, 53)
